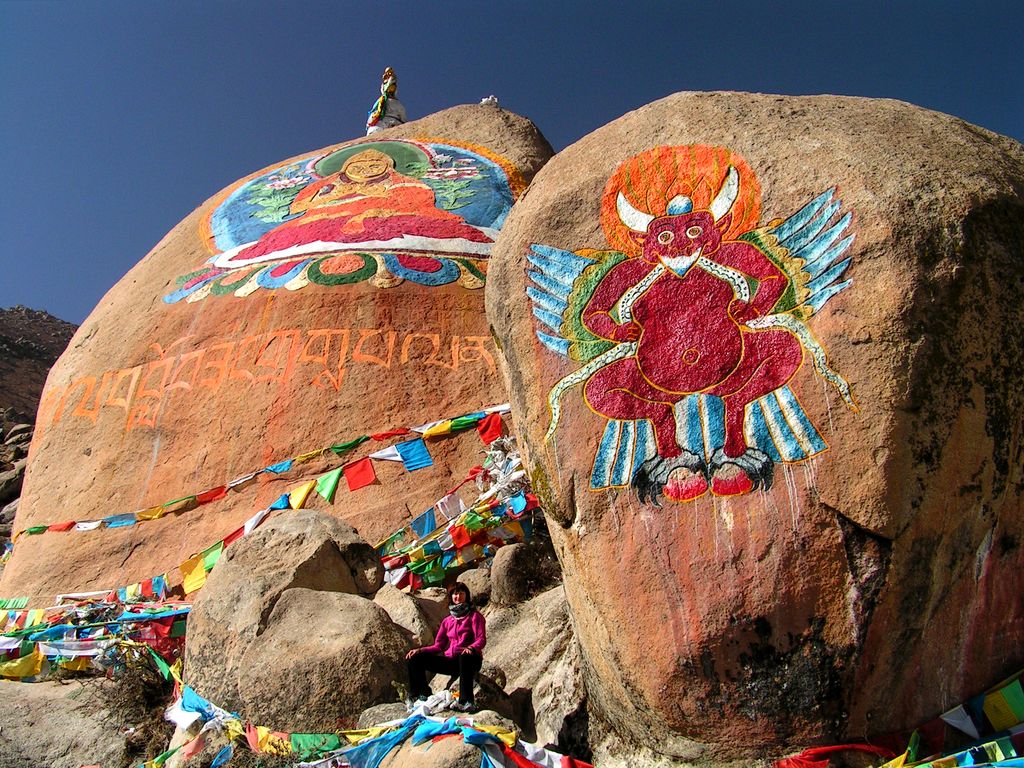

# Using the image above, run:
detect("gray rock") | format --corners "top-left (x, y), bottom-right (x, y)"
top-left (1, 497), bottom-right (18, 524)
top-left (357, 701), bottom-right (410, 728)
top-left (4, 424), bottom-right (32, 443)
top-left (374, 583), bottom-right (438, 646)
top-left (185, 511), bottom-right (385, 717)
top-left (457, 567), bottom-right (491, 607)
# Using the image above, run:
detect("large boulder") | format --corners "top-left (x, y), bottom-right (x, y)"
top-left (1, 105), bottom-right (551, 602)
top-left (487, 92), bottom-right (1024, 759)
top-left (235, 587), bottom-right (408, 732)
top-left (185, 510), bottom-right (383, 713)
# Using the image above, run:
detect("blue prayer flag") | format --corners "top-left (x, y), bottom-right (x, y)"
top-left (265, 459), bottom-right (294, 474)
top-left (395, 439), bottom-right (433, 472)
top-left (270, 494), bottom-right (291, 510)
top-left (104, 513), bottom-right (138, 528)
top-left (410, 508), bottom-right (436, 538)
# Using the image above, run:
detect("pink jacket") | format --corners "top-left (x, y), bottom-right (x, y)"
top-left (421, 610), bottom-right (486, 658)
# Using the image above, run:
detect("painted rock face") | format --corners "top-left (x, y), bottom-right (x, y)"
top-left (2, 106), bottom-right (552, 602)
top-left (487, 92), bottom-right (1024, 759)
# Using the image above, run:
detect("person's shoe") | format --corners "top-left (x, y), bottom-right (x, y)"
top-left (451, 700), bottom-right (476, 713)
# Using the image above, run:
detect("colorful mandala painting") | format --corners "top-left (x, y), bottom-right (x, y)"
top-left (164, 139), bottom-right (522, 303)
top-left (527, 145), bottom-right (858, 504)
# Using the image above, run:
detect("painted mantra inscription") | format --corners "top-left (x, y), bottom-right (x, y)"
top-left (38, 327), bottom-right (496, 434)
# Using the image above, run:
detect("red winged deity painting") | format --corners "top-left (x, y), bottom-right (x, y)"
top-left (527, 146), bottom-right (858, 504)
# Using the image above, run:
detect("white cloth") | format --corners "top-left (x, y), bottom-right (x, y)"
top-left (242, 508), bottom-right (270, 536)
top-left (0, 636), bottom-right (22, 651)
top-left (369, 446), bottom-right (403, 462)
top-left (74, 520), bottom-right (103, 531)
top-left (38, 638), bottom-right (114, 657)
top-left (940, 704), bottom-right (981, 739)
top-left (227, 472), bottom-right (259, 490)
top-left (436, 493), bottom-right (466, 521)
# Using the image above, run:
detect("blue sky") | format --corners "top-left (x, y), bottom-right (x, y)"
top-left (2, 0), bottom-right (1021, 324)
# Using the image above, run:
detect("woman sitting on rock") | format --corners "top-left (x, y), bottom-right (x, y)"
top-left (406, 582), bottom-right (485, 712)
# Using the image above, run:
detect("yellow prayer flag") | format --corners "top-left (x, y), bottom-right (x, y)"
top-left (60, 657), bottom-right (93, 672)
top-left (180, 554), bottom-right (207, 595)
top-left (0, 650), bottom-right (43, 679)
top-left (136, 506), bottom-right (165, 521)
top-left (26, 609), bottom-right (45, 627)
top-left (295, 449), bottom-right (326, 463)
top-left (169, 659), bottom-right (183, 684)
top-left (289, 480), bottom-right (316, 510)
top-left (340, 726), bottom-right (390, 744)
top-left (422, 420), bottom-right (453, 439)
top-left (983, 689), bottom-right (1020, 732)
top-left (471, 723), bottom-right (518, 747)
top-left (878, 751), bottom-right (907, 768)
top-left (126, 583), bottom-right (142, 600)
top-left (260, 729), bottom-right (293, 755)
top-left (224, 718), bottom-right (245, 741)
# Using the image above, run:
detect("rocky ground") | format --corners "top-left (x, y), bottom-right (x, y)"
top-left (0, 305), bottom-right (76, 429)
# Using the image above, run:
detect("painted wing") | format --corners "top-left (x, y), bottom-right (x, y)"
top-left (740, 188), bottom-right (855, 318)
top-left (526, 244), bottom-right (627, 362)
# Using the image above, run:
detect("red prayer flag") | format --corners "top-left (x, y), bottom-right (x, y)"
top-left (141, 578), bottom-right (155, 599)
top-left (477, 413), bottom-right (503, 444)
top-left (47, 521), bottom-right (76, 532)
top-left (450, 524), bottom-right (471, 549)
top-left (371, 428), bottom-right (410, 441)
top-left (524, 492), bottom-right (540, 511)
top-left (222, 526), bottom-right (245, 548)
top-left (343, 457), bottom-right (377, 491)
top-left (196, 486), bottom-right (227, 505)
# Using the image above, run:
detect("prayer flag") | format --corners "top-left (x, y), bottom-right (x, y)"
top-left (289, 480), bottom-right (316, 510)
top-left (942, 704), bottom-right (982, 739)
top-left (451, 524), bottom-right (471, 549)
top-left (315, 467), bottom-right (343, 503)
top-left (410, 508), bottom-right (436, 538)
top-left (269, 494), bottom-right (291, 510)
top-left (223, 526), bottom-right (245, 547)
top-left (436, 492), bottom-right (465, 521)
top-left (210, 745), bottom-right (233, 768)
top-left (509, 492), bottom-right (528, 517)
top-left (163, 496), bottom-right (198, 514)
top-left (201, 541), bottom-right (224, 571)
top-left (985, 685), bottom-right (1024, 731)
top-left (451, 412), bottom-right (486, 432)
top-left (1001, 678), bottom-right (1024, 720)
top-left (180, 555), bottom-right (207, 594)
top-left (371, 428), bottom-right (410, 441)
top-left (368, 445), bottom-right (402, 461)
top-left (243, 509), bottom-right (271, 535)
top-left (421, 420), bottom-right (452, 438)
top-left (477, 412), bottom-right (503, 444)
top-left (74, 520), bottom-right (103, 532)
top-left (227, 471), bottom-right (259, 490)
top-left (151, 574), bottom-right (168, 598)
top-left (0, 650), bottom-right (43, 679)
top-left (344, 458), bottom-right (377, 491)
top-left (290, 733), bottom-right (343, 760)
top-left (265, 459), bottom-right (294, 474)
top-left (330, 435), bottom-right (369, 455)
top-left (196, 486), bottom-right (227, 505)
top-left (103, 513), bottom-right (137, 529)
top-left (46, 521), bottom-right (75, 532)
top-left (126, 582), bottom-right (142, 600)
top-left (396, 438), bottom-right (433, 471)
top-left (136, 506), bottom-right (165, 521)
top-left (25, 525), bottom-right (48, 535)
top-left (295, 449), bottom-right (325, 463)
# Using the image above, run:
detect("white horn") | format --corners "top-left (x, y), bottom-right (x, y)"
top-left (616, 192), bottom-right (655, 232)
top-left (709, 166), bottom-right (739, 221)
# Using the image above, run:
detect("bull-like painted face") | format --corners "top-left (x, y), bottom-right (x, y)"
top-left (638, 211), bottom-right (722, 272)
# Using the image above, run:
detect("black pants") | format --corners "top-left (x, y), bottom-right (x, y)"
top-left (407, 651), bottom-right (482, 703)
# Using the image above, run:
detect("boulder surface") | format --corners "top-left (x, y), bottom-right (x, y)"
top-left (2, 105), bottom-right (552, 602)
top-left (487, 92), bottom-right (1024, 759)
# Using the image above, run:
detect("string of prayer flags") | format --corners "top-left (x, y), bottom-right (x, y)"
top-left (477, 412), bottom-right (503, 444)
top-left (344, 457), bottom-right (377, 491)
top-left (396, 438), bottom-right (433, 471)
top-left (315, 467), bottom-right (343, 503)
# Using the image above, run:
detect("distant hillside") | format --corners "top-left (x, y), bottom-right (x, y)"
top-left (0, 306), bottom-right (77, 427)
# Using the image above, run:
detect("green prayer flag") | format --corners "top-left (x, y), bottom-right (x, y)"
top-left (406, 557), bottom-right (438, 575)
top-left (290, 733), bottom-right (342, 760)
top-left (26, 526), bottom-right (48, 535)
top-left (450, 414), bottom-right (482, 431)
top-left (315, 467), bottom-right (343, 503)
top-left (1001, 678), bottom-right (1024, 719)
top-left (148, 646), bottom-right (171, 679)
top-left (170, 619), bottom-right (187, 639)
top-left (463, 512), bottom-right (488, 532)
top-left (201, 541), bottom-right (224, 571)
top-left (422, 565), bottom-right (446, 586)
top-left (330, 435), bottom-right (369, 456)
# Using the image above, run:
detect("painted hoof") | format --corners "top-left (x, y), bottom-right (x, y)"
top-left (664, 467), bottom-right (709, 502)
top-left (710, 464), bottom-right (754, 496)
